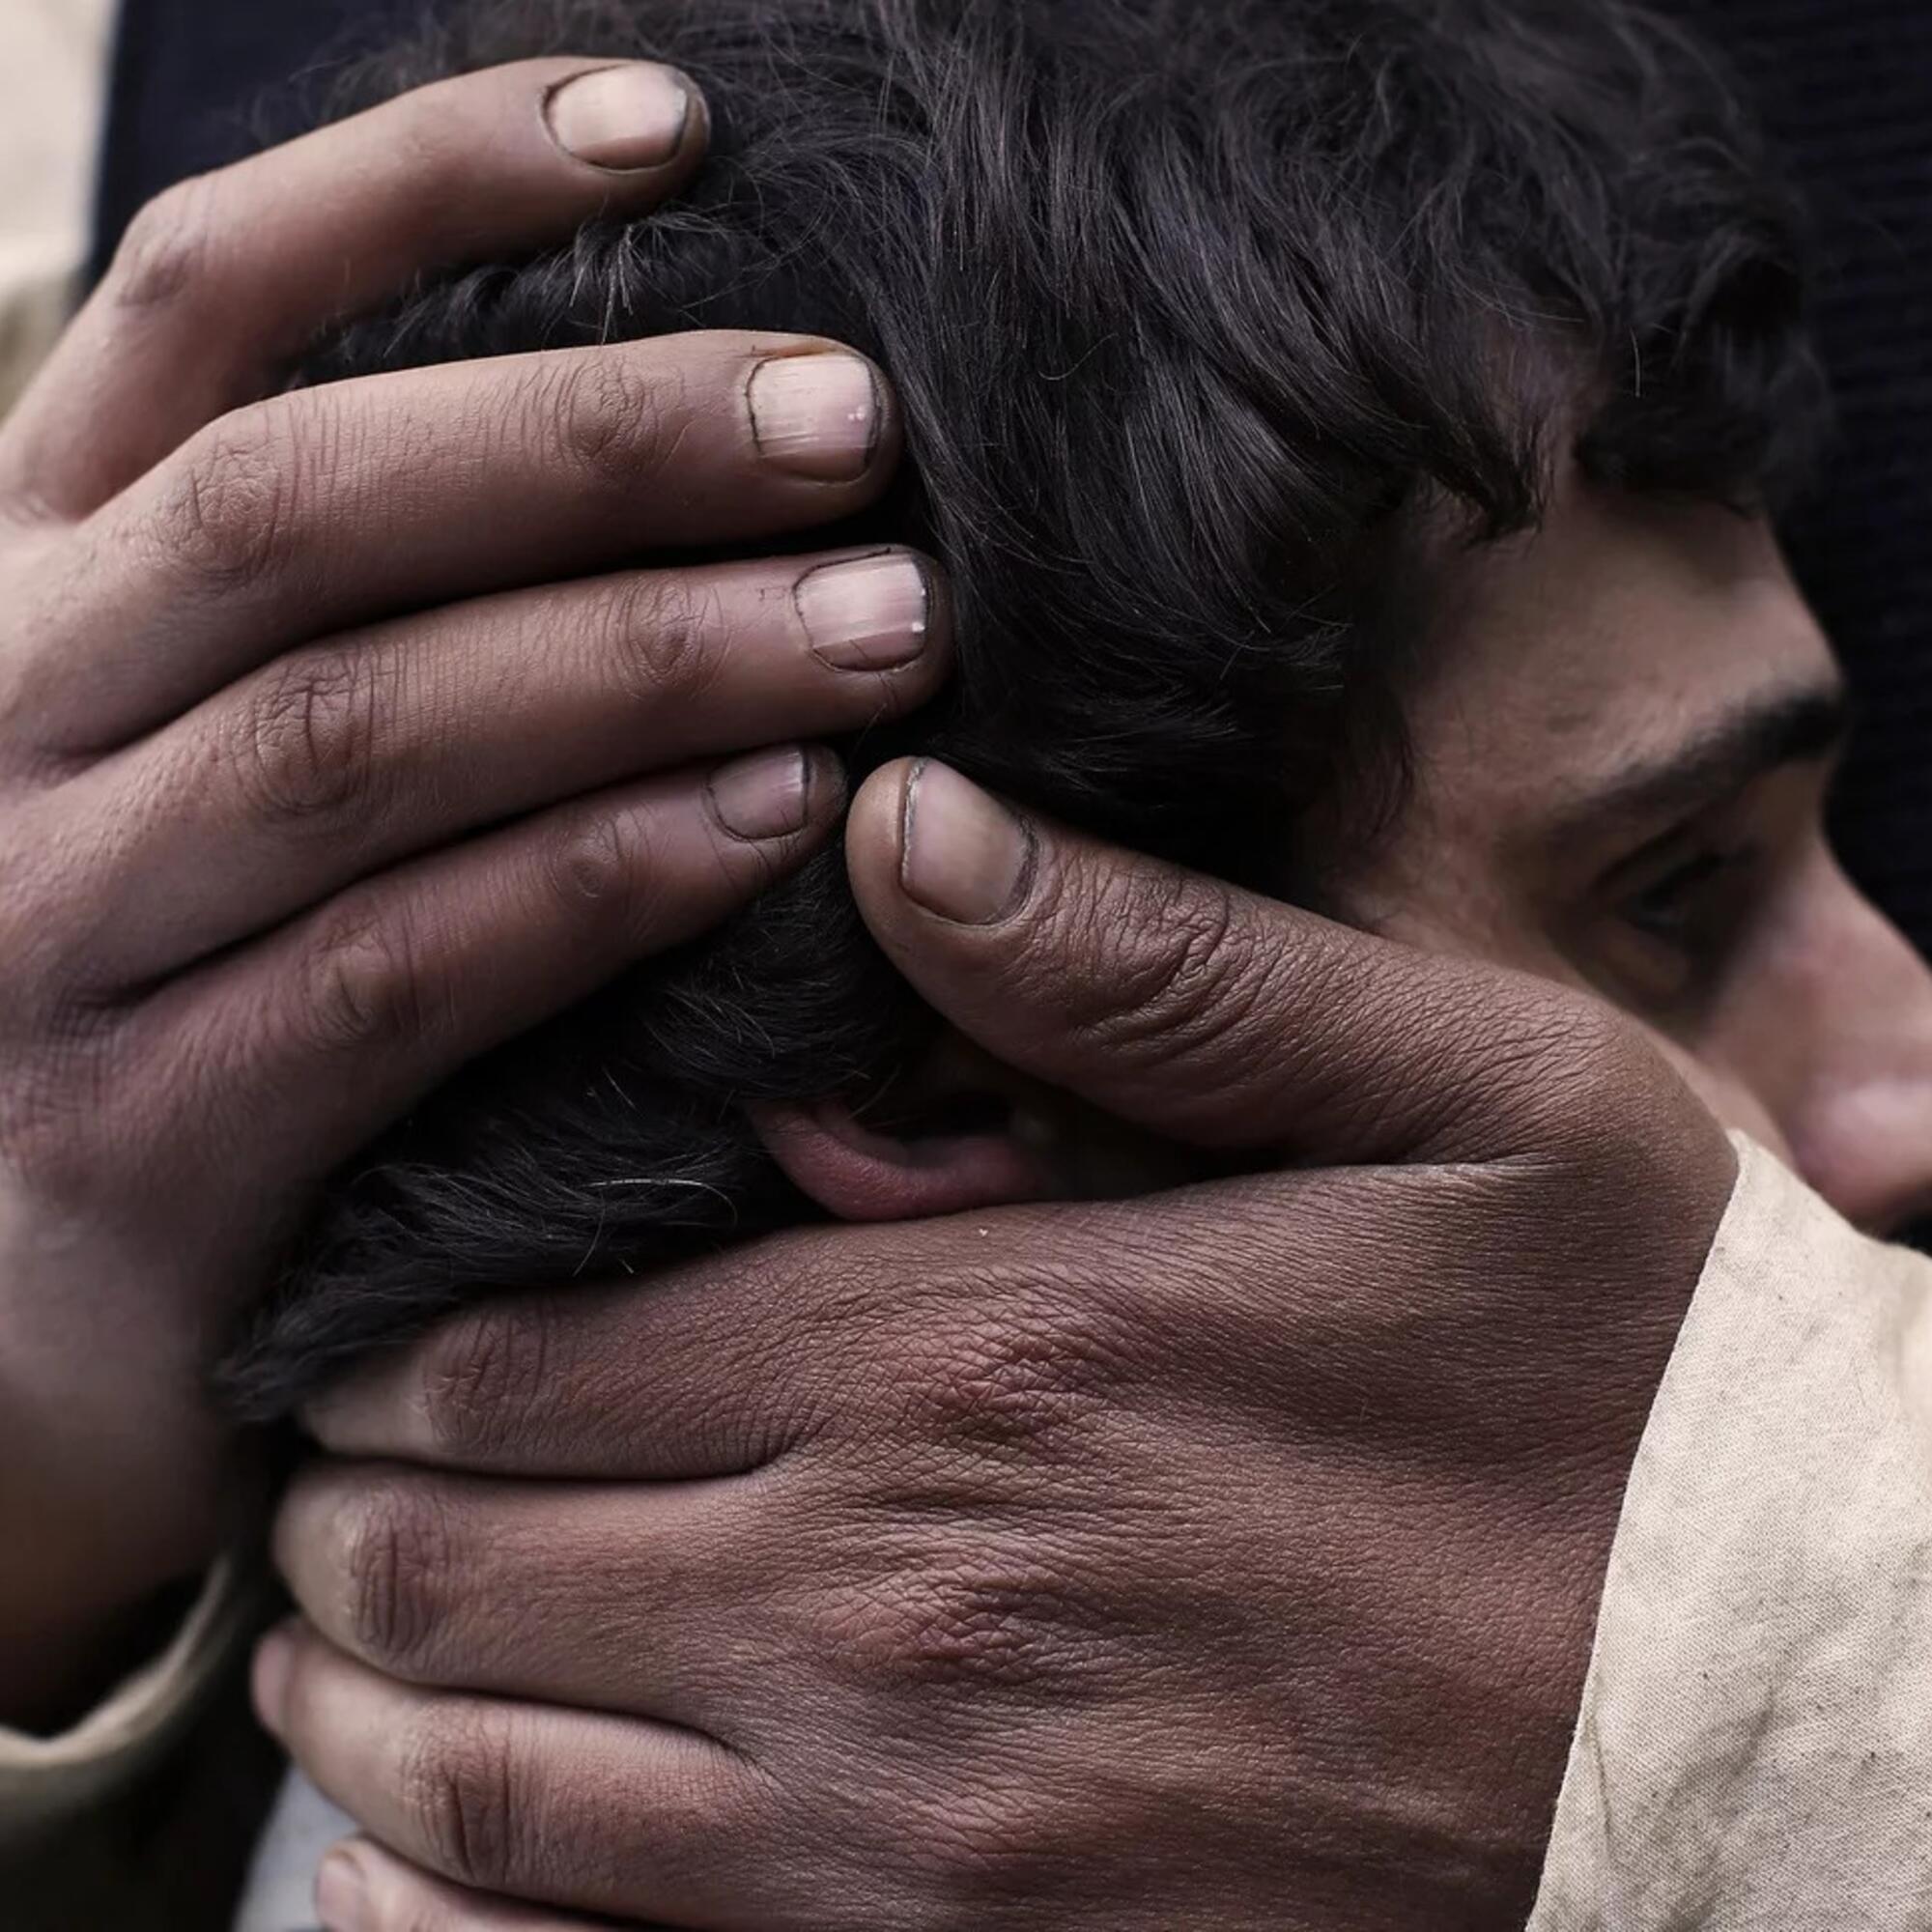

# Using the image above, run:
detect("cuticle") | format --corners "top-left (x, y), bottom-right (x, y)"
top-left (1003, 821), bottom-right (1042, 920)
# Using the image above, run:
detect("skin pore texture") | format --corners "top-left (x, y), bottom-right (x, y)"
top-left (765, 477), bottom-right (1932, 1244)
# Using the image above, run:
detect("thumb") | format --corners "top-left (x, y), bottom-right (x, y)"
top-left (846, 757), bottom-right (1658, 1163)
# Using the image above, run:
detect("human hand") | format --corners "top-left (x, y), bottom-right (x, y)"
top-left (0, 60), bottom-right (945, 1722)
top-left (262, 758), bottom-right (1735, 1929)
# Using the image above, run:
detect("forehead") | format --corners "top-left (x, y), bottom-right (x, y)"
top-left (1401, 478), bottom-right (1835, 835)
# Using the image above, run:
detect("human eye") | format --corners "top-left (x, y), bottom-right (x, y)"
top-left (1562, 698), bottom-right (1849, 1025)
top-left (1620, 840), bottom-right (1761, 947)
top-left (1591, 821), bottom-right (1771, 1011)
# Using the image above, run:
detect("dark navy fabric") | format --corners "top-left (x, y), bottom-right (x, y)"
top-left (93, 0), bottom-right (1932, 953)
top-left (90, 0), bottom-right (415, 285)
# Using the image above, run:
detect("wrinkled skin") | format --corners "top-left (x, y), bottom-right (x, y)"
top-left (14, 44), bottom-right (1912, 1932)
top-left (0, 58), bottom-right (952, 1727)
top-left (263, 761), bottom-right (1737, 1929)
top-left (254, 333), bottom-right (1932, 1932)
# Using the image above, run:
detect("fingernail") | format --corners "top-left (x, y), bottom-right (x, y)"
top-left (547, 64), bottom-right (696, 170)
top-left (250, 1626), bottom-right (294, 1738)
top-left (899, 760), bottom-right (1035, 924)
top-left (796, 553), bottom-right (933, 671)
top-left (707, 747), bottom-right (812, 840)
top-left (747, 354), bottom-right (881, 481)
top-left (315, 1849), bottom-right (372, 1932)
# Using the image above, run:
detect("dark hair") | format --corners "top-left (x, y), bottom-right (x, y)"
top-left (223, 0), bottom-right (1827, 1413)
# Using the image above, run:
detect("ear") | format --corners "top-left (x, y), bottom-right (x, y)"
top-left (748, 1095), bottom-right (1057, 1223)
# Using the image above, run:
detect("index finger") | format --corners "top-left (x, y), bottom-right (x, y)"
top-left (0, 58), bottom-right (706, 518)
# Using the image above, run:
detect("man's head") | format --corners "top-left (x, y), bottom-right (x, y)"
top-left (226, 0), bottom-right (1932, 1411)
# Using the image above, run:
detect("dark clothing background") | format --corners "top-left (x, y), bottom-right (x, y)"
top-left (92, 0), bottom-right (1932, 953)
top-left (89, 0), bottom-right (392, 283)
top-left (1689, 0), bottom-right (1932, 953)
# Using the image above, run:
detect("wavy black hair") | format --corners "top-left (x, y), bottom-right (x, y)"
top-left (224, 0), bottom-right (1829, 1413)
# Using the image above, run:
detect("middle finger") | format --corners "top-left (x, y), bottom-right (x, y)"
top-left (23, 331), bottom-right (894, 752)
top-left (70, 546), bottom-right (943, 982)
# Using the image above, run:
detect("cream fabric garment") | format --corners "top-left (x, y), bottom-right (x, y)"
top-left (1529, 1135), bottom-right (1932, 1927)
top-left (0, 0), bottom-right (113, 415)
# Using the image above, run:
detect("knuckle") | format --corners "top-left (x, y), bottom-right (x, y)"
top-left (1523, 996), bottom-right (1631, 1098)
top-left (0, 1025), bottom-right (122, 1208)
top-left (336, 1480), bottom-right (455, 1674)
top-left (233, 648), bottom-right (381, 829)
top-left (832, 1539), bottom-right (1090, 1696)
top-left (1055, 870), bottom-right (1264, 1069)
top-left (415, 1302), bottom-right (557, 1465)
top-left (1468, 987), bottom-right (1644, 1159)
top-left (0, 842), bottom-right (71, 1009)
top-left (1545, 992), bottom-right (1646, 1089)
top-left (109, 176), bottom-right (220, 311)
top-left (545, 351), bottom-right (691, 495)
top-left (1549, 1009), bottom-right (1719, 1194)
top-left (538, 805), bottom-right (658, 932)
top-left (156, 407), bottom-right (301, 595)
top-left (601, 573), bottom-right (726, 704)
top-left (401, 1706), bottom-right (526, 1892)
top-left (915, 1779), bottom-right (1093, 1919)
top-left (294, 904), bottom-right (433, 1057)
top-left (908, 1280), bottom-right (1124, 1462)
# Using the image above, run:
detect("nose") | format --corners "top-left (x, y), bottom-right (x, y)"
top-left (1767, 867), bottom-right (1932, 1237)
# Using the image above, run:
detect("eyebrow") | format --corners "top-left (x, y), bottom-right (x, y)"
top-left (1548, 679), bottom-right (1854, 845)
